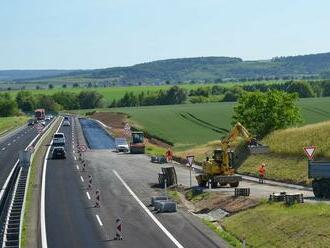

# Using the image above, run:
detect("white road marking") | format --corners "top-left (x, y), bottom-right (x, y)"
top-left (95, 215), bottom-right (103, 226)
top-left (86, 192), bottom-right (91, 200)
top-left (72, 145), bottom-right (74, 149)
top-left (74, 156), bottom-right (77, 160)
top-left (41, 117), bottom-right (63, 248)
top-left (1, 148), bottom-right (5, 151)
top-left (113, 170), bottom-right (184, 248)
top-left (7, 143), bottom-right (10, 146)
top-left (80, 176), bottom-right (84, 182)
top-left (76, 165), bottom-right (79, 170)
top-left (73, 150), bottom-right (75, 153)
top-left (13, 139), bottom-right (16, 142)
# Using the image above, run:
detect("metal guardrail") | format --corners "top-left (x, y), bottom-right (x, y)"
top-left (0, 117), bottom-right (58, 248)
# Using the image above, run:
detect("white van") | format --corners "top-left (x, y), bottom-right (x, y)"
top-left (52, 133), bottom-right (65, 146)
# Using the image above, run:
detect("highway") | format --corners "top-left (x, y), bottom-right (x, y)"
top-left (44, 117), bottom-right (104, 248)
top-left (43, 118), bottom-right (227, 248)
top-left (0, 124), bottom-right (38, 191)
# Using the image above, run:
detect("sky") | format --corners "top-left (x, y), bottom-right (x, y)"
top-left (1, 0), bottom-right (330, 69)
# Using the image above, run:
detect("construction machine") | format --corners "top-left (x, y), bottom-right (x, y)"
top-left (196, 122), bottom-right (267, 188)
top-left (130, 131), bottom-right (145, 154)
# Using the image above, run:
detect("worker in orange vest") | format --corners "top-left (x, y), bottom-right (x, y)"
top-left (258, 163), bottom-right (266, 184)
top-left (165, 148), bottom-right (173, 162)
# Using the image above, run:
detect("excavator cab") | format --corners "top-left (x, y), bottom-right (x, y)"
top-left (132, 132), bottom-right (144, 144)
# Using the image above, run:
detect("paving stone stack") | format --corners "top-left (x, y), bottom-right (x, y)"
top-left (234, 188), bottom-right (250, 197)
top-left (269, 192), bottom-right (287, 202)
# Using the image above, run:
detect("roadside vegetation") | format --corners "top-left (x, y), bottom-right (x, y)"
top-left (222, 202), bottom-right (330, 248)
top-left (238, 121), bottom-right (330, 185)
top-left (0, 116), bottom-right (29, 134)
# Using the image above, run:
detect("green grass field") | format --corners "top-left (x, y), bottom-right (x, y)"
top-left (0, 116), bottom-right (29, 135)
top-left (222, 202), bottom-right (330, 248)
top-left (83, 97), bottom-right (330, 151)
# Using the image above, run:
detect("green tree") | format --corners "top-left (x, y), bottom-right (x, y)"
top-left (232, 91), bottom-right (302, 137)
top-left (78, 91), bottom-right (103, 109)
top-left (322, 81), bottom-right (330, 96)
top-left (48, 84), bottom-right (54, 89)
top-left (16, 91), bottom-right (36, 112)
top-left (0, 93), bottom-right (19, 117)
top-left (52, 91), bottom-right (79, 110)
top-left (286, 81), bottom-right (315, 98)
top-left (35, 95), bottom-right (62, 112)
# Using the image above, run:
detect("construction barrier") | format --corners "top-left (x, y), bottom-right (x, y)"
top-left (158, 166), bottom-right (177, 188)
top-left (285, 193), bottom-right (304, 205)
top-left (150, 196), bottom-right (168, 207)
top-left (234, 188), bottom-right (250, 197)
top-left (269, 192), bottom-right (286, 202)
top-left (114, 218), bottom-right (123, 240)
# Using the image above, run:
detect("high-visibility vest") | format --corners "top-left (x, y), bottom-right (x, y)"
top-left (258, 166), bottom-right (266, 176)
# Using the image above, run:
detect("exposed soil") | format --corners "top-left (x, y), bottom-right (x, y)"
top-left (193, 192), bottom-right (259, 214)
top-left (89, 111), bottom-right (169, 148)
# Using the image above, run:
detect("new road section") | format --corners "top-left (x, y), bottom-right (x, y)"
top-left (79, 118), bottom-right (115, 149)
top-left (81, 119), bottom-right (227, 248)
top-left (44, 117), bottom-right (104, 248)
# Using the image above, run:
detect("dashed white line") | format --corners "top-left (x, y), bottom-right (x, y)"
top-left (80, 176), bottom-right (84, 182)
top-left (74, 156), bottom-right (77, 161)
top-left (7, 143), bottom-right (10, 146)
top-left (86, 192), bottom-right (91, 200)
top-left (76, 165), bottom-right (79, 170)
top-left (1, 148), bottom-right (5, 151)
top-left (95, 215), bottom-right (103, 226)
top-left (113, 170), bottom-right (184, 248)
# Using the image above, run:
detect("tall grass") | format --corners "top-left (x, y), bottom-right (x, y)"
top-left (263, 121), bottom-right (330, 158)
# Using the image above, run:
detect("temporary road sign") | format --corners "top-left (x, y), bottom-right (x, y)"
top-left (303, 146), bottom-right (317, 160)
top-left (186, 155), bottom-right (194, 167)
top-left (115, 218), bottom-right (123, 240)
top-left (78, 145), bottom-right (87, 152)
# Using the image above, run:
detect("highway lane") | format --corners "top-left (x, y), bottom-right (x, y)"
top-left (45, 117), bottom-right (104, 248)
top-left (80, 118), bottom-right (227, 248)
top-left (0, 123), bottom-right (39, 189)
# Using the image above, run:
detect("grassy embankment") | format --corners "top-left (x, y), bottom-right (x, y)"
top-left (238, 120), bottom-right (330, 185)
top-left (0, 116), bottom-right (29, 135)
top-left (222, 202), bottom-right (330, 248)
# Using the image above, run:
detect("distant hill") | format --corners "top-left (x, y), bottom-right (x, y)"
top-left (3, 52), bottom-right (330, 85)
top-left (0, 70), bottom-right (76, 81)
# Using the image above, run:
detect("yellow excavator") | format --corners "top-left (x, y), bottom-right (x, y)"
top-left (196, 122), bottom-right (267, 188)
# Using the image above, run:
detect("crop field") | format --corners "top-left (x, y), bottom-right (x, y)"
top-left (78, 96), bottom-right (330, 151)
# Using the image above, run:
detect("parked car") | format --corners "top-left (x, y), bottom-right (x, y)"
top-left (45, 115), bottom-right (51, 121)
top-left (40, 120), bottom-right (46, 126)
top-left (64, 116), bottom-right (69, 120)
top-left (52, 147), bottom-right (66, 159)
top-left (115, 138), bottom-right (129, 152)
top-left (63, 120), bottom-right (70, 126)
top-left (52, 133), bottom-right (65, 146)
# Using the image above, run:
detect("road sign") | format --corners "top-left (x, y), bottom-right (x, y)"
top-left (78, 145), bottom-right (87, 152)
top-left (304, 146), bottom-right (317, 160)
top-left (186, 155), bottom-right (194, 167)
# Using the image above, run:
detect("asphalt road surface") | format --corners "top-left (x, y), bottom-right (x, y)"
top-left (79, 118), bottom-right (115, 149)
top-left (0, 123), bottom-right (39, 190)
top-left (45, 117), bottom-right (104, 248)
top-left (81, 119), bottom-right (228, 248)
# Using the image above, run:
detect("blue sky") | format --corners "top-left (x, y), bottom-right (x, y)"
top-left (1, 0), bottom-right (330, 69)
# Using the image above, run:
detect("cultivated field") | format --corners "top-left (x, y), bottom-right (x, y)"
top-left (90, 97), bottom-right (330, 151)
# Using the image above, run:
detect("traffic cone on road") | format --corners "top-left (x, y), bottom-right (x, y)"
top-left (94, 190), bottom-right (100, 208)
top-left (114, 218), bottom-right (123, 240)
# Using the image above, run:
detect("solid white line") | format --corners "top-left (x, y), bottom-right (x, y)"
top-left (80, 176), bottom-right (84, 182)
top-left (113, 170), bottom-right (184, 248)
top-left (86, 192), bottom-right (91, 200)
top-left (41, 117), bottom-right (63, 248)
top-left (76, 165), bottom-right (79, 170)
top-left (40, 141), bottom-right (52, 248)
top-left (95, 215), bottom-right (103, 226)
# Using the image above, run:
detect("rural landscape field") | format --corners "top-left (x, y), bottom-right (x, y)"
top-left (2, 1), bottom-right (330, 248)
